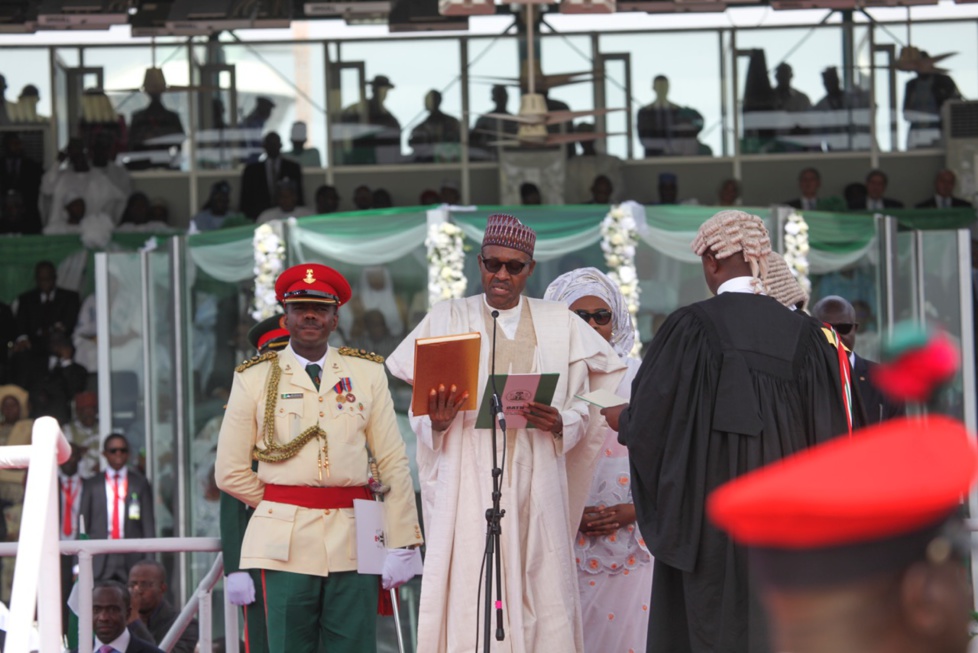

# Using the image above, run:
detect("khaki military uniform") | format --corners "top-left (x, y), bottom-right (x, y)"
top-left (215, 343), bottom-right (422, 577)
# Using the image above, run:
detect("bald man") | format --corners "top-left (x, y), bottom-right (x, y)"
top-left (812, 295), bottom-right (904, 426)
top-left (608, 210), bottom-right (850, 653)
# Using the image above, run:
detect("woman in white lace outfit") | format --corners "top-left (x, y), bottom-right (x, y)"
top-left (545, 267), bottom-right (653, 653)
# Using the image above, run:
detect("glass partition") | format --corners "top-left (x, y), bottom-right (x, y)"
top-left (207, 41), bottom-right (327, 171)
top-left (735, 25), bottom-right (870, 154)
top-left (332, 38), bottom-right (463, 166)
top-left (601, 30), bottom-right (722, 160)
top-left (870, 20), bottom-right (978, 152)
top-left (86, 44), bottom-right (191, 171)
top-left (467, 35), bottom-right (520, 162)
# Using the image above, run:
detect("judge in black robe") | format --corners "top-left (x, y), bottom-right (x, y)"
top-left (616, 254), bottom-right (850, 652)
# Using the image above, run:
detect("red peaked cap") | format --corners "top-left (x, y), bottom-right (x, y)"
top-left (248, 314), bottom-right (290, 352)
top-left (708, 415), bottom-right (978, 550)
top-left (275, 263), bottom-right (352, 307)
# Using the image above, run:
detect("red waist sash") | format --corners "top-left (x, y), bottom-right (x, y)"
top-left (263, 484), bottom-right (372, 509)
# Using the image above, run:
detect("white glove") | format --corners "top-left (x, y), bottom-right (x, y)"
top-left (225, 571), bottom-right (256, 606)
top-left (382, 548), bottom-right (419, 590)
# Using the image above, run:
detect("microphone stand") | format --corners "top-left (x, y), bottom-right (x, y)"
top-left (482, 309), bottom-right (506, 650)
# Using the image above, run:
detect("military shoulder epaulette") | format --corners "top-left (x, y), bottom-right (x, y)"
top-left (338, 346), bottom-right (385, 364)
top-left (235, 350), bottom-right (278, 373)
top-left (820, 326), bottom-right (838, 347)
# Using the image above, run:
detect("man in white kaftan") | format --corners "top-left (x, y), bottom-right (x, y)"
top-left (387, 214), bottom-right (625, 653)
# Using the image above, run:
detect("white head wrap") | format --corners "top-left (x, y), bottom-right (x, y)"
top-left (543, 266), bottom-right (633, 358)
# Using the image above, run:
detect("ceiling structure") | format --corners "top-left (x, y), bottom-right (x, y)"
top-left (0, 0), bottom-right (954, 34)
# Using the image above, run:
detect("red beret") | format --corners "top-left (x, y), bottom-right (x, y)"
top-left (708, 416), bottom-right (978, 589)
top-left (275, 264), bottom-right (351, 306)
top-left (708, 416), bottom-right (977, 550)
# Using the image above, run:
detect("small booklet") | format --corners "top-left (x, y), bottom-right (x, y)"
top-left (353, 499), bottom-right (424, 576)
top-left (574, 388), bottom-right (629, 409)
top-left (474, 373), bottom-right (560, 429)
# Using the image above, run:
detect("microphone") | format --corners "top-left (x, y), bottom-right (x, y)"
top-left (490, 310), bottom-right (506, 432)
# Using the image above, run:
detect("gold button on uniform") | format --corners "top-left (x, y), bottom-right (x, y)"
top-left (323, 509), bottom-right (331, 515)
top-left (319, 396), bottom-right (323, 403)
top-left (320, 411), bottom-right (325, 417)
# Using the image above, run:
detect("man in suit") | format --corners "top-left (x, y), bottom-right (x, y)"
top-left (812, 295), bottom-right (904, 426)
top-left (14, 328), bottom-right (88, 424)
top-left (128, 559), bottom-right (197, 653)
top-left (0, 133), bottom-right (42, 234)
top-left (863, 169), bottom-right (904, 211)
top-left (915, 168), bottom-right (972, 209)
top-left (216, 263), bottom-right (422, 653)
top-left (13, 260), bottom-right (81, 353)
top-left (79, 433), bottom-right (155, 582)
top-left (785, 167), bottom-right (822, 211)
top-left (84, 581), bottom-right (163, 653)
top-left (238, 132), bottom-right (303, 221)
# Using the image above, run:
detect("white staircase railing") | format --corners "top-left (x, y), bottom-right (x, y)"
top-left (0, 417), bottom-right (238, 653)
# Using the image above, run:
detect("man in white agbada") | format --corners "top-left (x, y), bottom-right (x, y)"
top-left (387, 213), bottom-right (626, 653)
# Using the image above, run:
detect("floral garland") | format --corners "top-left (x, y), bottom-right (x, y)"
top-left (782, 211), bottom-right (811, 296)
top-left (600, 204), bottom-right (642, 356)
top-left (251, 223), bottom-right (286, 321)
top-left (426, 221), bottom-right (467, 307)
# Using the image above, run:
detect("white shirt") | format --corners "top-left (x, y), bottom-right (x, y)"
top-left (717, 276), bottom-right (765, 295)
top-left (867, 198), bottom-right (884, 211)
top-left (59, 471), bottom-right (82, 540)
top-left (292, 348), bottom-right (328, 374)
top-left (801, 196), bottom-right (818, 211)
top-left (103, 467), bottom-right (129, 539)
top-left (95, 625), bottom-right (131, 653)
top-left (482, 294), bottom-right (522, 339)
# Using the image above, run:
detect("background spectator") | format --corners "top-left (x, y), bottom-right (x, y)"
top-left (0, 133), bottom-right (41, 233)
top-left (79, 433), bottom-right (156, 582)
top-left (314, 184), bottom-right (340, 215)
top-left (916, 168), bottom-right (972, 208)
top-left (288, 120), bottom-right (321, 168)
top-left (239, 132), bottom-right (303, 220)
top-left (863, 169), bottom-right (904, 210)
top-left (128, 559), bottom-right (198, 653)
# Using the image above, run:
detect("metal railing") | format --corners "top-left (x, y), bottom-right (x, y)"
top-left (0, 417), bottom-right (237, 653)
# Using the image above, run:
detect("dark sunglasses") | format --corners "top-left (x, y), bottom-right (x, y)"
top-left (830, 323), bottom-right (858, 335)
top-left (574, 309), bottom-right (613, 326)
top-left (106, 447), bottom-right (128, 454)
top-left (481, 257), bottom-right (530, 275)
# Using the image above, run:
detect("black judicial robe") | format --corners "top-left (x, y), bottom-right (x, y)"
top-left (619, 292), bottom-right (850, 653)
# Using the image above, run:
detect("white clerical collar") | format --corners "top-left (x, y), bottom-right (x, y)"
top-left (290, 345), bottom-right (327, 370)
top-left (717, 277), bottom-right (763, 295)
top-left (483, 295), bottom-right (522, 340)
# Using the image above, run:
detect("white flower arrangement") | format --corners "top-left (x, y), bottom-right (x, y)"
top-left (782, 211), bottom-right (812, 296)
top-left (426, 221), bottom-right (467, 307)
top-left (251, 223), bottom-right (285, 321)
top-left (600, 204), bottom-right (642, 356)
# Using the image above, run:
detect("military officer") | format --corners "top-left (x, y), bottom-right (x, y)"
top-left (220, 314), bottom-right (290, 653)
top-left (215, 264), bottom-right (423, 653)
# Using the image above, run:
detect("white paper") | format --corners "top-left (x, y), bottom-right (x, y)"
top-left (574, 388), bottom-right (629, 409)
top-left (354, 499), bottom-right (423, 576)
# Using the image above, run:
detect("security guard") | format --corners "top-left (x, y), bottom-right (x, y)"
top-left (220, 314), bottom-right (289, 653)
top-left (216, 264), bottom-right (423, 653)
